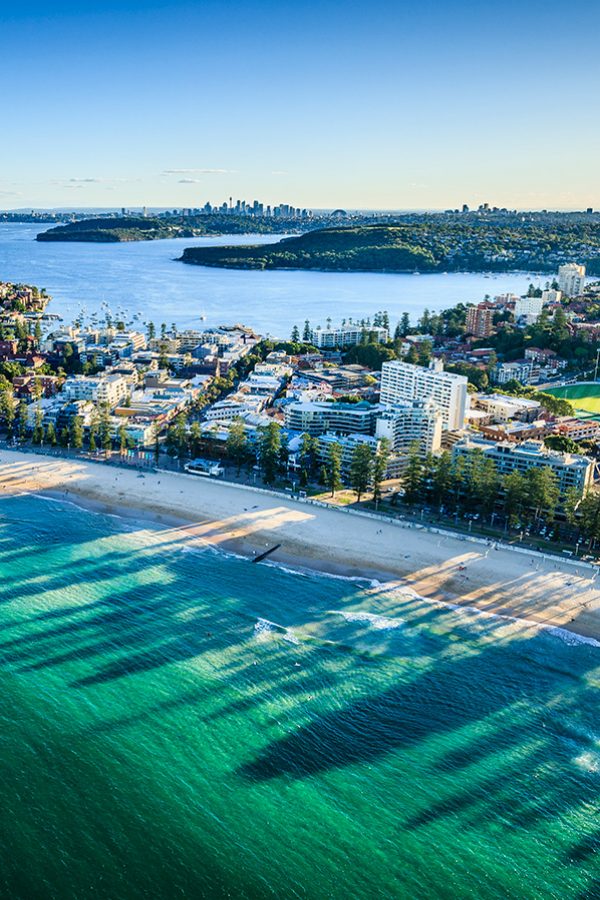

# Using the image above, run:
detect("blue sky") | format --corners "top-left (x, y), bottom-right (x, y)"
top-left (1, 0), bottom-right (598, 210)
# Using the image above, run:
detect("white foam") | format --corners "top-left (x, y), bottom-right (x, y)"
top-left (253, 617), bottom-right (299, 645)
top-left (412, 595), bottom-right (600, 648)
top-left (180, 545), bottom-right (205, 556)
top-left (333, 610), bottom-right (404, 631)
top-left (544, 626), bottom-right (600, 649)
top-left (574, 751), bottom-right (600, 773)
top-left (261, 557), bottom-right (375, 586)
top-left (254, 617), bottom-right (278, 638)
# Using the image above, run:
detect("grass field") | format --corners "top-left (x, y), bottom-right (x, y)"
top-left (545, 382), bottom-right (600, 417)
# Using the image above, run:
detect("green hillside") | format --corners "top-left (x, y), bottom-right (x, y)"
top-left (36, 217), bottom-right (186, 242)
top-left (180, 225), bottom-right (438, 271)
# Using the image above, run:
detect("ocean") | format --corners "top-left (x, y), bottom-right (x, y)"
top-left (0, 223), bottom-right (541, 336)
top-left (0, 492), bottom-right (599, 898)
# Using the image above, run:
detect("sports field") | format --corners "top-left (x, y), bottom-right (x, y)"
top-left (545, 382), bottom-right (600, 418)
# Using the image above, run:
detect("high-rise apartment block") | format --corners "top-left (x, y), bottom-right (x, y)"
top-left (380, 359), bottom-right (468, 431)
top-left (375, 400), bottom-right (442, 456)
top-left (465, 303), bottom-right (494, 337)
top-left (558, 264), bottom-right (586, 297)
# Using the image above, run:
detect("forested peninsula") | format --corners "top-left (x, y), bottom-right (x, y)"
top-left (180, 222), bottom-right (600, 274)
top-left (35, 215), bottom-right (301, 243)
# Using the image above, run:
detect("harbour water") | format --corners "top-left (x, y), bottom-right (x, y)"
top-left (0, 223), bottom-right (541, 335)
top-left (0, 493), bottom-right (599, 898)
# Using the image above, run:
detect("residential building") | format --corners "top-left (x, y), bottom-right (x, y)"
top-left (554, 417), bottom-right (600, 442)
top-left (61, 374), bottom-right (130, 407)
top-left (478, 421), bottom-right (549, 443)
top-left (284, 400), bottom-right (379, 436)
top-left (311, 324), bottom-right (388, 349)
top-left (473, 393), bottom-right (541, 423)
top-left (315, 432), bottom-right (380, 476)
top-left (205, 397), bottom-right (267, 421)
top-left (375, 400), bottom-right (442, 456)
top-left (453, 438), bottom-right (595, 495)
top-left (558, 263), bottom-right (586, 297)
top-left (493, 360), bottom-right (534, 385)
top-left (379, 359), bottom-right (468, 431)
top-left (465, 303), bottom-right (494, 337)
top-left (513, 296), bottom-right (544, 321)
top-left (541, 289), bottom-right (562, 304)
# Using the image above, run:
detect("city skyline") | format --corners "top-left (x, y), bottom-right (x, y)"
top-left (1, 0), bottom-right (599, 209)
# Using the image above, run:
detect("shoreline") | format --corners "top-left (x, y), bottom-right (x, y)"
top-left (1, 448), bottom-right (600, 642)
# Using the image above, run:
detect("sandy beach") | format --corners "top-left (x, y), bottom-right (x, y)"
top-left (1, 447), bottom-right (599, 641)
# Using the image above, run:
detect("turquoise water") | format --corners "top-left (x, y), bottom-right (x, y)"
top-left (1, 493), bottom-right (599, 899)
top-left (1, 222), bottom-right (538, 335)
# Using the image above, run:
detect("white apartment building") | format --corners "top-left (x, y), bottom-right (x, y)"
top-left (284, 400), bottom-right (379, 436)
top-left (205, 397), bottom-right (266, 421)
top-left (379, 359), bottom-right (467, 431)
top-left (513, 295), bottom-right (544, 320)
top-left (453, 438), bottom-right (595, 496)
top-left (493, 361), bottom-right (534, 386)
top-left (558, 264), bottom-right (586, 297)
top-left (474, 393), bottom-right (541, 423)
top-left (61, 374), bottom-right (130, 407)
top-left (311, 324), bottom-right (388, 349)
top-left (541, 289), bottom-right (562, 304)
top-left (375, 400), bottom-right (442, 456)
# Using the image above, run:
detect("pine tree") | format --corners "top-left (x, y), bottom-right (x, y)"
top-left (70, 415), bottom-right (84, 450)
top-left (99, 404), bottom-right (112, 450)
top-left (372, 438), bottom-right (390, 505)
top-left (299, 432), bottom-right (318, 477)
top-left (45, 422), bottom-right (57, 447)
top-left (0, 386), bottom-right (15, 437)
top-left (325, 442), bottom-right (343, 497)
top-left (503, 470), bottom-right (527, 527)
top-left (189, 421), bottom-right (202, 458)
top-left (18, 400), bottom-right (27, 442)
top-left (302, 320), bottom-right (311, 342)
top-left (227, 417), bottom-right (248, 474)
top-left (32, 405), bottom-right (43, 445)
top-left (291, 325), bottom-right (300, 343)
top-left (527, 466), bottom-right (559, 525)
top-left (402, 441), bottom-right (424, 505)
top-left (432, 450), bottom-right (453, 508)
top-left (258, 422), bottom-right (281, 484)
top-left (349, 442), bottom-right (374, 502)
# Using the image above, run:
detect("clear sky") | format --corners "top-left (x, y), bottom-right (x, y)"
top-left (1, 0), bottom-right (599, 210)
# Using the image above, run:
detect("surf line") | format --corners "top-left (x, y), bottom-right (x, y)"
top-left (252, 544), bottom-right (282, 564)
